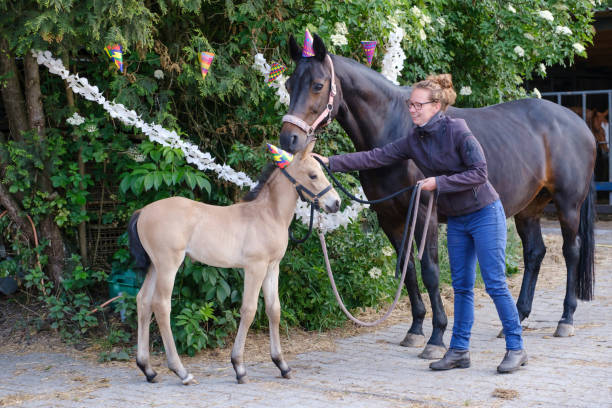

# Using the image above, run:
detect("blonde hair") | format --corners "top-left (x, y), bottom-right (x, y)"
top-left (413, 74), bottom-right (457, 111)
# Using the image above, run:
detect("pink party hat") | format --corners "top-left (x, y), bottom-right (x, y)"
top-left (199, 51), bottom-right (215, 79)
top-left (302, 29), bottom-right (315, 58)
top-left (268, 62), bottom-right (286, 83)
top-left (266, 143), bottom-right (294, 169)
top-left (361, 41), bottom-right (377, 65)
top-left (104, 44), bottom-right (124, 72)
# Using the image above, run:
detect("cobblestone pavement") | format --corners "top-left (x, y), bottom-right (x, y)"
top-left (1, 229), bottom-right (611, 408)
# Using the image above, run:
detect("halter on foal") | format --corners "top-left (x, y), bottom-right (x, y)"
top-left (128, 141), bottom-right (340, 385)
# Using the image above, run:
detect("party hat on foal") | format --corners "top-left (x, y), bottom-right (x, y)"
top-left (268, 62), bottom-right (286, 83)
top-left (104, 44), bottom-right (124, 72)
top-left (360, 41), bottom-right (377, 65)
top-left (266, 144), bottom-right (294, 169)
top-left (199, 51), bottom-right (215, 79)
top-left (302, 29), bottom-right (315, 57)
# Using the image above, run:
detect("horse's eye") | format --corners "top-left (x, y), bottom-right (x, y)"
top-left (309, 173), bottom-right (317, 180)
top-left (312, 83), bottom-right (324, 92)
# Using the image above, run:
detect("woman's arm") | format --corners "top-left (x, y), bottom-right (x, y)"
top-left (326, 136), bottom-right (412, 173)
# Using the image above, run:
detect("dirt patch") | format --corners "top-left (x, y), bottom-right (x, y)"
top-left (492, 388), bottom-right (519, 400)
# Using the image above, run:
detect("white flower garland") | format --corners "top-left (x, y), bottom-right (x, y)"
top-left (35, 49), bottom-right (366, 233)
top-left (380, 25), bottom-right (406, 85)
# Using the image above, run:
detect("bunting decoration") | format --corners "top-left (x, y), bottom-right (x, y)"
top-left (302, 29), bottom-right (315, 57)
top-left (266, 143), bottom-right (294, 169)
top-left (267, 62), bottom-right (286, 84)
top-left (104, 44), bottom-right (124, 73)
top-left (199, 51), bottom-right (215, 79)
top-left (361, 41), bottom-right (377, 65)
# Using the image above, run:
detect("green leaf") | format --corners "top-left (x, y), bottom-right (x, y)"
top-left (143, 173), bottom-right (155, 191)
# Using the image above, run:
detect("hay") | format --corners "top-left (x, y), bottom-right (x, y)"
top-left (492, 388), bottom-right (519, 399)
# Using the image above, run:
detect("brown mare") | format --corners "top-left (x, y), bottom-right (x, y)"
top-left (280, 33), bottom-right (596, 359)
top-left (569, 107), bottom-right (609, 154)
top-left (127, 141), bottom-right (340, 384)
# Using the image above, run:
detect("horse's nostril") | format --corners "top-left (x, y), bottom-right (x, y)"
top-left (291, 134), bottom-right (297, 146)
top-left (333, 199), bottom-right (340, 212)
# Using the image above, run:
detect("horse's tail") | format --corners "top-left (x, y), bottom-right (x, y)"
top-left (128, 211), bottom-right (151, 272)
top-left (577, 177), bottom-right (596, 301)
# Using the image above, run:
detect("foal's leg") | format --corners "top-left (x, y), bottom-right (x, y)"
top-left (231, 263), bottom-right (267, 384)
top-left (151, 257), bottom-right (195, 385)
top-left (261, 261), bottom-right (291, 379)
top-left (136, 266), bottom-right (158, 382)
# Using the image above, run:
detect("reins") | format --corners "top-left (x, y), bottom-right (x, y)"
top-left (288, 156), bottom-right (434, 326)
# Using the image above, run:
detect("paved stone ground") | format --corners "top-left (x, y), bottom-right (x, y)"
top-left (1, 227), bottom-right (611, 407)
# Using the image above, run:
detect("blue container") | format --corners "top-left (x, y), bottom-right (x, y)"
top-left (108, 268), bottom-right (143, 299)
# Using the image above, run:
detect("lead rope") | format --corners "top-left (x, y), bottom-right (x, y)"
top-left (319, 182), bottom-right (434, 327)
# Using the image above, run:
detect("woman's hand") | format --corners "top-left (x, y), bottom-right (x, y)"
top-left (420, 177), bottom-right (437, 191)
top-left (311, 153), bottom-right (330, 166)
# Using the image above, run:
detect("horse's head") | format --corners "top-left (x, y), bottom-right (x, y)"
top-left (280, 33), bottom-right (341, 153)
top-left (593, 109), bottom-right (609, 153)
top-left (284, 140), bottom-right (341, 213)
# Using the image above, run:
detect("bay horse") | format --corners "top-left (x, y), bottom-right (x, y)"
top-left (127, 141), bottom-right (341, 384)
top-left (279, 33), bottom-right (596, 359)
top-left (569, 107), bottom-right (609, 154)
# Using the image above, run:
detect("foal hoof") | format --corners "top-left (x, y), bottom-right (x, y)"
top-left (553, 323), bottom-right (575, 337)
top-left (281, 368), bottom-right (292, 379)
top-left (497, 329), bottom-right (504, 339)
top-left (418, 344), bottom-right (447, 360)
top-left (400, 333), bottom-right (426, 348)
top-left (181, 373), bottom-right (197, 385)
top-left (237, 375), bottom-right (249, 384)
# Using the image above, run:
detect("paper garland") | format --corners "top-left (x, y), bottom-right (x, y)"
top-left (104, 44), bottom-right (124, 73)
top-left (268, 62), bottom-right (286, 83)
top-left (199, 51), bottom-right (215, 79)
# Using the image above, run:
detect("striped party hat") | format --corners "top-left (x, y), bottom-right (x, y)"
top-left (104, 44), bottom-right (124, 73)
top-left (199, 51), bottom-right (215, 80)
top-left (302, 29), bottom-right (315, 58)
top-left (266, 143), bottom-right (294, 169)
top-left (361, 41), bottom-right (377, 65)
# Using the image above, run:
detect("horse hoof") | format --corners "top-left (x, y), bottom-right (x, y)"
top-left (418, 344), bottom-right (447, 360)
top-left (281, 368), bottom-right (292, 379)
top-left (497, 329), bottom-right (504, 339)
top-left (553, 323), bottom-right (575, 337)
top-left (400, 333), bottom-right (426, 348)
top-left (181, 374), bottom-right (197, 385)
top-left (237, 375), bottom-right (249, 384)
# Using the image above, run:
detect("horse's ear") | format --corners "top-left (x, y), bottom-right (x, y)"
top-left (603, 109), bottom-right (609, 119)
top-left (289, 35), bottom-right (302, 62)
top-left (313, 33), bottom-right (327, 62)
top-left (301, 139), bottom-right (316, 160)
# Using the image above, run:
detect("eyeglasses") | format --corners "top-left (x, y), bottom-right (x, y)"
top-left (408, 101), bottom-right (435, 111)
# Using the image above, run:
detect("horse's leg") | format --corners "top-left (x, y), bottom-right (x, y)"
top-left (136, 265), bottom-right (158, 382)
top-left (261, 261), bottom-right (291, 379)
top-left (377, 217), bottom-right (426, 348)
top-left (552, 195), bottom-right (582, 337)
top-left (415, 205), bottom-right (448, 360)
top-left (151, 256), bottom-right (195, 385)
top-left (513, 212), bottom-right (547, 325)
top-left (231, 263), bottom-right (267, 384)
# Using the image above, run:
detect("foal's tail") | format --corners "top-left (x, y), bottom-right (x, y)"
top-left (127, 211), bottom-right (151, 272)
top-left (577, 177), bottom-right (596, 301)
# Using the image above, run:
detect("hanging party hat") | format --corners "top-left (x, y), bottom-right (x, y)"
top-left (266, 143), bottom-right (294, 169)
top-left (268, 62), bottom-right (286, 83)
top-left (361, 41), bottom-right (377, 65)
top-left (199, 51), bottom-right (215, 80)
top-left (104, 44), bottom-right (124, 73)
top-left (302, 29), bottom-right (315, 58)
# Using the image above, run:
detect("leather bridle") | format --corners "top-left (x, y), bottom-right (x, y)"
top-left (282, 54), bottom-right (337, 137)
top-left (280, 167), bottom-right (332, 210)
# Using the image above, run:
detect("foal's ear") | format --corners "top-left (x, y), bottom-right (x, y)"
top-left (301, 139), bottom-right (317, 160)
top-left (289, 35), bottom-right (302, 62)
top-left (313, 33), bottom-right (327, 62)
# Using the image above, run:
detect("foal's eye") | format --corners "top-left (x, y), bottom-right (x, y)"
top-left (309, 173), bottom-right (317, 180)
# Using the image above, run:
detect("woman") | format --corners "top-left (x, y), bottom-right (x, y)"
top-left (313, 74), bottom-right (527, 373)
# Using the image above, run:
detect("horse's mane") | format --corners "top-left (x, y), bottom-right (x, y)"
top-left (241, 163), bottom-right (277, 202)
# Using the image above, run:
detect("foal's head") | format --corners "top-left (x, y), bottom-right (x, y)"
top-left (280, 33), bottom-right (340, 154)
top-left (272, 141), bottom-right (341, 213)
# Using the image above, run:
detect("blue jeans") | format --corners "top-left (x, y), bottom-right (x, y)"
top-left (447, 199), bottom-right (523, 351)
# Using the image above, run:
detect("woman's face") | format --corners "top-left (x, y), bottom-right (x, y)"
top-left (408, 88), bottom-right (442, 126)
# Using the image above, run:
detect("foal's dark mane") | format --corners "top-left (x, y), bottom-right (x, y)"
top-left (241, 163), bottom-right (277, 202)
